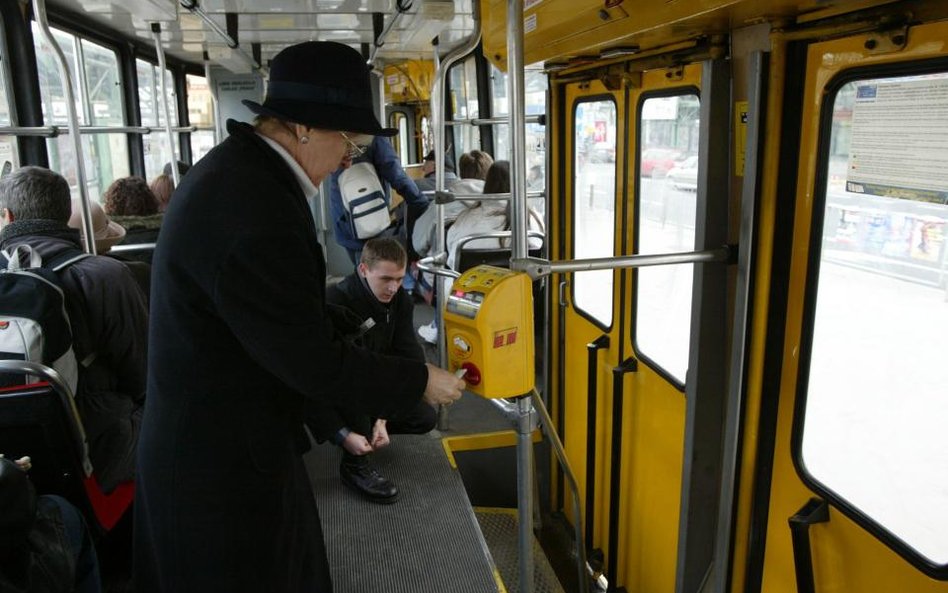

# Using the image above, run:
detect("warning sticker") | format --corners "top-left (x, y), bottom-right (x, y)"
top-left (492, 328), bottom-right (518, 349)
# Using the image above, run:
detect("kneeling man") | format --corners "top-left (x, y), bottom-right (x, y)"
top-left (308, 237), bottom-right (436, 503)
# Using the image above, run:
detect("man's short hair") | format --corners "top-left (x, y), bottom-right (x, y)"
top-left (0, 166), bottom-right (71, 223)
top-left (458, 150), bottom-right (493, 180)
top-left (423, 149), bottom-right (455, 173)
top-left (361, 237), bottom-right (406, 269)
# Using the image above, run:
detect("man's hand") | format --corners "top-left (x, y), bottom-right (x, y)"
top-left (371, 419), bottom-right (390, 450)
top-left (341, 433), bottom-right (373, 456)
top-left (423, 363), bottom-right (465, 406)
top-left (0, 454), bottom-right (31, 471)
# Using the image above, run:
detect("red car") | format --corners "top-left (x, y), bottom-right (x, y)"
top-left (641, 148), bottom-right (683, 177)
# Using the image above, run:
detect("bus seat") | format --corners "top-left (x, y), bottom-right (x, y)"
top-left (455, 246), bottom-right (543, 274)
top-left (0, 379), bottom-right (133, 533)
top-left (453, 230), bottom-right (545, 274)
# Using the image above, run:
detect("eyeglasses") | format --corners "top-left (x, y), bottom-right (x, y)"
top-left (339, 132), bottom-right (369, 159)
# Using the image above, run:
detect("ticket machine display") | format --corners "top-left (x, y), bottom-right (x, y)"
top-left (443, 265), bottom-right (534, 398)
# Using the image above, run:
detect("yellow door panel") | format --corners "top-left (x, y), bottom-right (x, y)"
top-left (555, 76), bottom-right (625, 569)
top-left (553, 59), bottom-right (713, 592)
top-left (612, 63), bottom-right (703, 592)
top-left (760, 19), bottom-right (948, 593)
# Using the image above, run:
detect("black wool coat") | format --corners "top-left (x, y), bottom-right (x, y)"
top-left (134, 120), bottom-right (428, 593)
top-left (308, 273), bottom-right (425, 441)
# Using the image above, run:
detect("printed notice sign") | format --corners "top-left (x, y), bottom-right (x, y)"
top-left (847, 77), bottom-right (948, 204)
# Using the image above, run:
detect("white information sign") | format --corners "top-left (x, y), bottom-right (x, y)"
top-left (847, 77), bottom-right (948, 204)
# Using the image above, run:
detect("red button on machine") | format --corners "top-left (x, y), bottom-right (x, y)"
top-left (461, 362), bottom-right (481, 385)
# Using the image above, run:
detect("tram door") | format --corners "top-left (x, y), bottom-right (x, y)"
top-left (753, 20), bottom-right (948, 593)
top-left (554, 60), bottom-right (724, 592)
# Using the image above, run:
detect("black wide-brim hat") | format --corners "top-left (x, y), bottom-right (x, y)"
top-left (243, 41), bottom-right (396, 137)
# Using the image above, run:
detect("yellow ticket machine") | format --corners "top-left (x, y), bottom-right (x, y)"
top-left (442, 265), bottom-right (535, 398)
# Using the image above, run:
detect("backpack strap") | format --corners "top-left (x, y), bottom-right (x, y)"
top-left (1, 245), bottom-right (43, 271)
top-left (44, 249), bottom-right (93, 273)
top-left (42, 248), bottom-right (97, 367)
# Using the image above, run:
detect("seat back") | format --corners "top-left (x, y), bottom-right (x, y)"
top-left (453, 230), bottom-right (545, 274)
top-left (455, 246), bottom-right (542, 274)
top-left (0, 362), bottom-right (132, 533)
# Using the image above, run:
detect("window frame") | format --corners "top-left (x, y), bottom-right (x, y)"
top-left (569, 93), bottom-right (618, 331)
top-left (791, 57), bottom-right (948, 580)
top-left (631, 86), bottom-right (701, 390)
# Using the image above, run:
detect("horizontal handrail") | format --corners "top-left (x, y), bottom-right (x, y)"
top-left (416, 255), bottom-right (461, 279)
top-left (433, 190), bottom-right (545, 203)
top-left (0, 360), bottom-right (92, 477)
top-left (444, 114), bottom-right (545, 126)
top-left (514, 246), bottom-right (732, 280)
top-left (0, 125), bottom-right (197, 137)
top-left (109, 242), bottom-right (157, 254)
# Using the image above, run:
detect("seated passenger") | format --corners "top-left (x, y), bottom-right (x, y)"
top-left (412, 150), bottom-right (493, 258)
top-left (445, 160), bottom-right (544, 270)
top-left (68, 198), bottom-right (151, 302)
top-left (0, 167), bottom-right (148, 493)
top-left (102, 176), bottom-right (162, 247)
top-left (307, 238), bottom-right (437, 504)
top-left (0, 456), bottom-right (102, 593)
top-left (413, 149), bottom-right (458, 194)
top-left (162, 160), bottom-right (190, 179)
top-left (149, 174), bottom-right (174, 212)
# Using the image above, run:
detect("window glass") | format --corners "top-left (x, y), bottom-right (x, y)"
top-left (33, 25), bottom-right (83, 125)
top-left (389, 112), bottom-right (409, 166)
top-left (801, 72), bottom-right (948, 564)
top-left (448, 56), bottom-right (480, 156)
top-left (47, 134), bottom-right (129, 200)
top-left (0, 18), bottom-right (18, 171)
top-left (144, 132), bottom-right (180, 181)
top-left (80, 39), bottom-right (123, 126)
top-left (490, 63), bottom-right (547, 199)
top-left (419, 115), bottom-right (431, 156)
top-left (0, 38), bottom-right (11, 127)
top-left (187, 74), bottom-right (215, 164)
top-left (186, 74), bottom-right (213, 127)
top-left (139, 60), bottom-right (179, 179)
top-left (573, 99), bottom-right (616, 326)
top-left (137, 60), bottom-right (177, 126)
top-left (137, 59), bottom-right (157, 126)
top-left (634, 94), bottom-right (700, 383)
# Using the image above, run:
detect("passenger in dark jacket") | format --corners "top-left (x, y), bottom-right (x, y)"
top-left (134, 41), bottom-right (464, 593)
top-left (0, 456), bottom-right (102, 593)
top-left (0, 167), bottom-right (148, 494)
top-left (308, 238), bottom-right (436, 504)
top-left (328, 135), bottom-right (428, 263)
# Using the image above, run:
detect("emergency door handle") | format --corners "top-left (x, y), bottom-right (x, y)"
top-left (584, 334), bottom-right (609, 548)
top-left (789, 498), bottom-right (829, 593)
top-left (605, 357), bottom-right (637, 587)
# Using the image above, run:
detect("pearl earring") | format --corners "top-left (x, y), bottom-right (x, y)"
top-left (299, 136), bottom-right (309, 144)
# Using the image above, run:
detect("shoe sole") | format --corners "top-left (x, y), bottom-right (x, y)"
top-left (339, 477), bottom-right (401, 505)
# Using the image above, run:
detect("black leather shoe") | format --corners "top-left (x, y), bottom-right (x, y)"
top-left (339, 456), bottom-right (399, 504)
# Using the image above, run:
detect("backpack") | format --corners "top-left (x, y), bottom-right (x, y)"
top-left (0, 245), bottom-right (91, 394)
top-left (338, 162), bottom-right (392, 240)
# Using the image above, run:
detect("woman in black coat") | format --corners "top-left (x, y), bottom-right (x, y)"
top-left (133, 42), bottom-right (465, 593)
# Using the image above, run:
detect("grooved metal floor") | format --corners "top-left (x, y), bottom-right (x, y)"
top-left (304, 432), bottom-right (501, 593)
top-left (474, 509), bottom-right (566, 593)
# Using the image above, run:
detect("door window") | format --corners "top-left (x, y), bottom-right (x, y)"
top-left (800, 71), bottom-right (948, 565)
top-left (572, 98), bottom-right (617, 327)
top-left (634, 93), bottom-right (700, 383)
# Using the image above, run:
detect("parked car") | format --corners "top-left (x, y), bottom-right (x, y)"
top-left (640, 148), bottom-right (682, 177)
top-left (589, 141), bottom-right (616, 163)
top-left (667, 155), bottom-right (699, 191)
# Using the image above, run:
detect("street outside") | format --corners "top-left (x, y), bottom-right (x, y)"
top-left (571, 161), bottom-right (948, 563)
